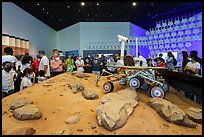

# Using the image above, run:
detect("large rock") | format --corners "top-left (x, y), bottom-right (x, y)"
top-left (148, 98), bottom-right (197, 128)
top-left (65, 115), bottom-right (80, 124)
top-left (96, 90), bottom-right (138, 131)
top-left (10, 98), bottom-right (33, 110)
top-left (6, 127), bottom-right (36, 135)
top-left (185, 107), bottom-right (202, 124)
top-left (82, 89), bottom-right (99, 100)
top-left (13, 104), bottom-right (42, 120)
top-left (117, 89), bottom-right (139, 101)
top-left (68, 82), bottom-right (84, 94)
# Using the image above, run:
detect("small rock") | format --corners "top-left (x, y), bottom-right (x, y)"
top-left (13, 104), bottom-right (42, 120)
top-left (91, 125), bottom-right (96, 129)
top-left (94, 130), bottom-right (98, 133)
top-left (10, 98), bottom-right (33, 110)
top-left (65, 116), bottom-right (80, 124)
top-left (44, 117), bottom-right (47, 120)
top-left (77, 129), bottom-right (83, 132)
top-left (51, 126), bottom-right (71, 135)
top-left (6, 127), bottom-right (36, 135)
top-left (2, 111), bottom-right (8, 115)
top-left (43, 84), bottom-right (52, 86)
top-left (91, 109), bottom-right (95, 112)
top-left (59, 94), bottom-right (63, 96)
top-left (182, 116), bottom-right (197, 128)
top-left (185, 107), bottom-right (202, 124)
top-left (162, 124), bottom-right (169, 128)
top-left (82, 89), bottom-right (98, 100)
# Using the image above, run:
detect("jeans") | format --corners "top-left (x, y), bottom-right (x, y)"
top-left (3, 89), bottom-right (14, 97)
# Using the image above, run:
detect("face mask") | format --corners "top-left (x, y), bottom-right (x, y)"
top-left (55, 57), bottom-right (60, 61)
top-left (188, 58), bottom-right (192, 61)
top-left (37, 59), bottom-right (40, 61)
top-left (78, 57), bottom-right (82, 60)
top-left (28, 75), bottom-right (33, 79)
top-left (86, 59), bottom-right (89, 62)
top-left (88, 55), bottom-right (91, 58)
top-left (4, 67), bottom-right (12, 72)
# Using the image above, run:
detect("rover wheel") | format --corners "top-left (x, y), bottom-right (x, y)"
top-left (140, 78), bottom-right (150, 90)
top-left (150, 86), bottom-right (165, 99)
top-left (103, 81), bottom-right (114, 93)
top-left (129, 77), bottom-right (141, 90)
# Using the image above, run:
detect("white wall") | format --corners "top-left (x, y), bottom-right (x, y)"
top-left (2, 2), bottom-right (57, 57)
top-left (57, 23), bottom-right (80, 52)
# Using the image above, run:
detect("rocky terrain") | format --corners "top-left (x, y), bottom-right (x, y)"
top-left (2, 72), bottom-right (202, 135)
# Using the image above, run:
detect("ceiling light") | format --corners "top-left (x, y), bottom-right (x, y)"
top-left (88, 14), bottom-right (90, 16)
top-left (67, 5), bottom-right (70, 8)
top-left (132, 2), bottom-right (137, 6)
top-left (37, 3), bottom-right (39, 6)
top-left (42, 8), bottom-right (45, 10)
top-left (81, 2), bottom-right (85, 6)
top-left (97, 3), bottom-right (99, 6)
top-left (151, 3), bottom-right (154, 6)
top-left (78, 10), bottom-right (81, 12)
top-left (147, 13), bottom-right (150, 16)
top-left (47, 12), bottom-right (49, 14)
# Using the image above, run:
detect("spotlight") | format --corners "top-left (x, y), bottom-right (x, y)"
top-left (37, 3), bottom-right (39, 6)
top-left (132, 2), bottom-right (137, 6)
top-left (97, 3), bottom-right (99, 6)
top-left (81, 2), bottom-right (85, 6)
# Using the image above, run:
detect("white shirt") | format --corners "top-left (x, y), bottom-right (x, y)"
top-left (2, 69), bottom-right (16, 93)
top-left (2, 55), bottom-right (17, 68)
top-left (37, 76), bottom-right (47, 83)
top-left (75, 59), bottom-right (84, 72)
top-left (21, 63), bottom-right (31, 73)
top-left (186, 62), bottom-right (200, 71)
top-left (20, 76), bottom-right (32, 90)
top-left (134, 55), bottom-right (147, 66)
top-left (15, 61), bottom-right (22, 70)
top-left (107, 59), bottom-right (116, 72)
top-left (39, 56), bottom-right (50, 77)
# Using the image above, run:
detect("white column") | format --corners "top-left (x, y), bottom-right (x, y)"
top-left (9, 36), bottom-right (15, 47)
top-left (20, 39), bottom-right (25, 49)
top-left (135, 37), bottom-right (138, 58)
top-left (15, 37), bottom-right (21, 48)
top-left (2, 34), bottom-right (9, 46)
top-left (120, 41), bottom-right (125, 60)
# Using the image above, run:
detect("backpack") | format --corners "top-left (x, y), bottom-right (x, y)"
top-left (173, 57), bottom-right (177, 66)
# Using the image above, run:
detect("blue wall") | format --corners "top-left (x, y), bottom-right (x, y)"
top-left (2, 2), bottom-right (57, 57)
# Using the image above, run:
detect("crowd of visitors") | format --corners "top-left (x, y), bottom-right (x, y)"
top-left (2, 46), bottom-right (202, 98)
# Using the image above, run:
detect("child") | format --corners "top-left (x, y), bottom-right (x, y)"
top-left (2, 61), bottom-right (17, 97)
top-left (37, 70), bottom-right (47, 83)
top-left (20, 68), bottom-right (33, 90)
top-left (156, 58), bottom-right (166, 67)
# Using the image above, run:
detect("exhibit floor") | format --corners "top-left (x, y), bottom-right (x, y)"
top-left (2, 72), bottom-right (202, 135)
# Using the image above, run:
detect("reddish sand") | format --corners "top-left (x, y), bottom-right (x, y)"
top-left (2, 72), bottom-right (202, 135)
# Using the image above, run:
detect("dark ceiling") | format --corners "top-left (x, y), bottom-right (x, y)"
top-left (13, 2), bottom-right (202, 31)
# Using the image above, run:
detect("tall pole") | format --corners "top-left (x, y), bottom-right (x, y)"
top-left (120, 41), bottom-right (125, 60)
top-left (136, 37), bottom-right (138, 58)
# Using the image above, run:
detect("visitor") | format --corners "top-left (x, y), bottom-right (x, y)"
top-left (37, 70), bottom-right (47, 83)
top-left (60, 56), bottom-right (66, 72)
top-left (84, 53), bottom-right (92, 73)
top-left (32, 55), bottom-right (40, 77)
top-left (75, 54), bottom-right (85, 72)
top-left (39, 50), bottom-right (51, 78)
top-left (158, 53), bottom-right (165, 63)
top-left (2, 61), bottom-right (17, 97)
top-left (156, 58), bottom-right (166, 67)
top-left (50, 53), bottom-right (63, 77)
top-left (21, 55), bottom-right (32, 73)
top-left (20, 68), bottom-right (33, 90)
top-left (134, 52), bottom-right (147, 66)
top-left (146, 58), bottom-right (154, 67)
top-left (73, 55), bottom-right (78, 71)
top-left (190, 50), bottom-right (202, 65)
top-left (106, 55), bottom-right (117, 74)
top-left (2, 47), bottom-right (17, 70)
top-left (92, 53), bottom-right (101, 75)
top-left (166, 52), bottom-right (174, 71)
top-left (99, 54), bottom-right (107, 75)
top-left (50, 49), bottom-right (59, 60)
top-left (15, 54), bottom-right (23, 72)
top-left (181, 51), bottom-right (190, 73)
top-left (66, 54), bottom-right (75, 72)
top-left (184, 53), bottom-right (201, 75)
